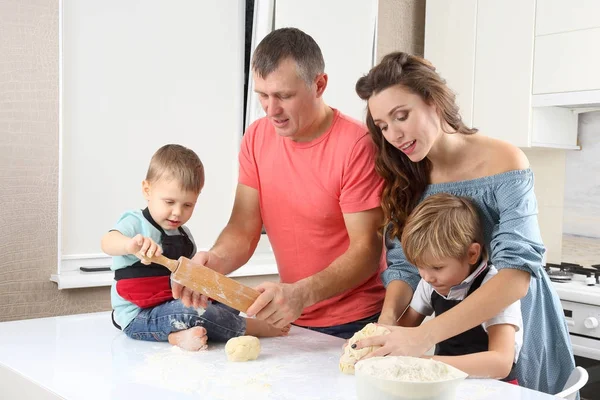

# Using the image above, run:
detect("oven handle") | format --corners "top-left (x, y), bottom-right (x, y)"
top-left (573, 343), bottom-right (600, 360)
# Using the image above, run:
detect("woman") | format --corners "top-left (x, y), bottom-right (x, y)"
top-left (352, 52), bottom-right (574, 395)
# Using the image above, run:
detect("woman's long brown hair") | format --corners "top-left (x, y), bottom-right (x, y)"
top-left (356, 52), bottom-right (477, 241)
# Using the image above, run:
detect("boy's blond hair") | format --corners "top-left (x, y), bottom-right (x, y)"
top-left (146, 144), bottom-right (204, 194)
top-left (401, 193), bottom-right (487, 267)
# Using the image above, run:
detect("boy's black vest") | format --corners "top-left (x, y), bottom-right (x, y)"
top-left (114, 208), bottom-right (194, 309)
top-left (432, 265), bottom-right (517, 383)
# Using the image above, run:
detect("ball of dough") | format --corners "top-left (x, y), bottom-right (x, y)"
top-left (225, 336), bottom-right (261, 362)
top-left (339, 323), bottom-right (390, 374)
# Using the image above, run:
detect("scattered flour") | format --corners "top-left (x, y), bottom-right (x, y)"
top-left (171, 320), bottom-right (188, 330)
top-left (169, 306), bottom-right (206, 331)
top-left (133, 346), bottom-right (214, 394)
top-left (355, 356), bottom-right (467, 382)
top-left (132, 345), bottom-right (275, 398)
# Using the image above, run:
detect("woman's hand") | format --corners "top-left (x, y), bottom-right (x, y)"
top-left (353, 325), bottom-right (436, 359)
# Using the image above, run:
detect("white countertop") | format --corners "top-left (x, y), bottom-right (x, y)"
top-left (0, 312), bottom-right (558, 400)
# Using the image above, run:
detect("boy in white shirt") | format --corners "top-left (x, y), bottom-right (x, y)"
top-left (398, 193), bottom-right (523, 383)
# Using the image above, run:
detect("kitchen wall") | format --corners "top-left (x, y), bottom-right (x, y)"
top-left (0, 1), bottom-right (426, 322)
top-left (377, 0), bottom-right (426, 58)
top-left (523, 112), bottom-right (600, 265)
top-left (561, 111), bottom-right (600, 267)
top-left (0, 1), bottom-right (111, 321)
top-left (563, 111), bottom-right (600, 238)
top-left (522, 148), bottom-right (566, 264)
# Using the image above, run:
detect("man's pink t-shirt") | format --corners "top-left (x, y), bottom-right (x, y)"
top-left (239, 109), bottom-right (386, 327)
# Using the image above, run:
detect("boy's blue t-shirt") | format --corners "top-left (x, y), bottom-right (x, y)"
top-left (109, 209), bottom-right (196, 329)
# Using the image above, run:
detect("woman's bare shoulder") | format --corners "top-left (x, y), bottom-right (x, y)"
top-left (472, 135), bottom-right (529, 174)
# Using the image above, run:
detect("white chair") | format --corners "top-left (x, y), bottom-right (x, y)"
top-left (555, 366), bottom-right (589, 400)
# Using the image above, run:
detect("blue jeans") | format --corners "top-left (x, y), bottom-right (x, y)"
top-left (299, 312), bottom-right (380, 339)
top-left (123, 300), bottom-right (246, 343)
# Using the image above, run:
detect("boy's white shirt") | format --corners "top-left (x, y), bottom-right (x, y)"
top-left (410, 260), bottom-right (524, 362)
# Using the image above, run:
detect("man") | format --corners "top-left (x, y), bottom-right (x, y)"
top-left (174, 27), bottom-right (385, 339)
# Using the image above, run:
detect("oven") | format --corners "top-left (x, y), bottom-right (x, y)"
top-left (548, 263), bottom-right (600, 400)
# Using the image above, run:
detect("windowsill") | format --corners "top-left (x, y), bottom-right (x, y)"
top-left (50, 252), bottom-right (279, 290)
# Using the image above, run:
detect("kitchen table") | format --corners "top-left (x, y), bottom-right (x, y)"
top-left (0, 312), bottom-right (558, 399)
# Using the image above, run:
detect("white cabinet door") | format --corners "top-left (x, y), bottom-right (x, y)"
top-left (424, 0), bottom-right (477, 127)
top-left (533, 28), bottom-right (600, 94)
top-left (472, 0), bottom-right (536, 148)
top-left (536, 0), bottom-right (600, 36)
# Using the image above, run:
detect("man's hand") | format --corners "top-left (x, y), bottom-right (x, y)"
top-left (190, 250), bottom-right (211, 268)
top-left (171, 279), bottom-right (210, 309)
top-left (171, 251), bottom-right (211, 309)
top-left (245, 282), bottom-right (309, 328)
top-left (126, 234), bottom-right (162, 265)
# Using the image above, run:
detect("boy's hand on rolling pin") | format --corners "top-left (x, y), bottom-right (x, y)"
top-left (126, 234), bottom-right (162, 265)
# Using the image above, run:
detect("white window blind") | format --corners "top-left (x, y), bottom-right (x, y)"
top-left (56, 0), bottom-right (247, 287)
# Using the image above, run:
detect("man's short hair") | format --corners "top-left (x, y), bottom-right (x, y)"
top-left (252, 27), bottom-right (325, 85)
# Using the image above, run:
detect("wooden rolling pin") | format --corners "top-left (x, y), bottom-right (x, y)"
top-left (143, 254), bottom-right (260, 313)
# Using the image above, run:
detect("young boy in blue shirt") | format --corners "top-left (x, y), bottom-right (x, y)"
top-left (101, 144), bottom-right (288, 350)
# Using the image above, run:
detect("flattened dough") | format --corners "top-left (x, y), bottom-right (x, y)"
top-left (225, 336), bottom-right (261, 362)
top-left (339, 323), bottom-right (390, 374)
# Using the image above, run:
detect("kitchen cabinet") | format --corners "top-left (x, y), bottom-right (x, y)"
top-left (533, 0), bottom-right (600, 95)
top-left (425, 0), bottom-right (579, 149)
top-left (535, 0), bottom-right (600, 35)
top-left (0, 312), bottom-right (562, 399)
top-left (471, 0), bottom-right (535, 148)
top-left (423, 0), bottom-right (477, 126)
top-left (534, 28), bottom-right (600, 95)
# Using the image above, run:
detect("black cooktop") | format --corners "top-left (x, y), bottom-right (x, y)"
top-left (545, 262), bottom-right (600, 283)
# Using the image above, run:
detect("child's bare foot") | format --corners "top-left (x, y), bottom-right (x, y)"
top-left (168, 326), bottom-right (208, 351)
top-left (246, 318), bottom-right (291, 337)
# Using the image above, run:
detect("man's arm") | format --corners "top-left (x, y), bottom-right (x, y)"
top-left (204, 183), bottom-right (264, 275)
top-left (246, 207), bottom-right (383, 327)
top-left (300, 206), bottom-right (384, 304)
top-left (173, 184), bottom-right (263, 307)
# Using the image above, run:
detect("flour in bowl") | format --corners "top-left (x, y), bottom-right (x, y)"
top-left (355, 356), bottom-right (467, 382)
